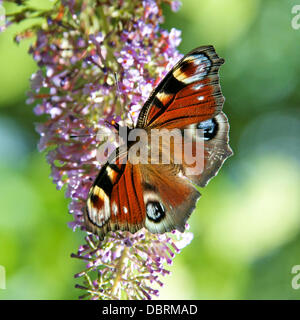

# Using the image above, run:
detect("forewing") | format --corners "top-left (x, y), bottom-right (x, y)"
top-left (84, 149), bottom-right (146, 238)
top-left (138, 45), bottom-right (232, 187)
top-left (137, 45), bottom-right (224, 129)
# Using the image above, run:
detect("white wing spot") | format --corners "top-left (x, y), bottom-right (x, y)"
top-left (123, 206), bottom-right (128, 214)
top-left (193, 83), bottom-right (203, 90)
top-left (112, 202), bottom-right (118, 215)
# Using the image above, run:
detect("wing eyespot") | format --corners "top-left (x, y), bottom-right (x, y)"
top-left (197, 118), bottom-right (219, 141)
top-left (146, 201), bottom-right (166, 222)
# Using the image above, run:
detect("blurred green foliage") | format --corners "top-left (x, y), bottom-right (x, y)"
top-left (0, 0), bottom-right (300, 299)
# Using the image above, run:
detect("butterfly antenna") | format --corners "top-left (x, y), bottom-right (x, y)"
top-left (114, 72), bottom-right (121, 97)
top-left (69, 133), bottom-right (96, 139)
top-left (114, 72), bottom-right (123, 114)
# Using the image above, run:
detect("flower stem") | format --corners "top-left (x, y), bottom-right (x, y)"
top-left (111, 246), bottom-right (129, 296)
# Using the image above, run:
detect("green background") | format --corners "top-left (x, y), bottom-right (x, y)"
top-left (0, 0), bottom-right (300, 299)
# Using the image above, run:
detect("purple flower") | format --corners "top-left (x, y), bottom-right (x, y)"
top-left (169, 28), bottom-right (182, 48)
top-left (5, 0), bottom-right (192, 300)
top-left (171, 1), bottom-right (182, 12)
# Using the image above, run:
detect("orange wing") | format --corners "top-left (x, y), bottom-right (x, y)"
top-left (137, 45), bottom-right (224, 130)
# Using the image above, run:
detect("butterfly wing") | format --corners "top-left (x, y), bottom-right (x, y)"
top-left (137, 45), bottom-right (232, 187)
top-left (181, 111), bottom-right (232, 187)
top-left (137, 45), bottom-right (224, 130)
top-left (84, 153), bottom-right (200, 238)
top-left (84, 157), bottom-right (145, 238)
top-left (138, 163), bottom-right (200, 234)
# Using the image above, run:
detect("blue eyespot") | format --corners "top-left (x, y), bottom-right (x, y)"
top-left (197, 118), bottom-right (218, 140)
top-left (146, 201), bottom-right (165, 222)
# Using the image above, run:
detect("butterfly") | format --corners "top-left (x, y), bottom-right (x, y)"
top-left (83, 45), bottom-right (233, 239)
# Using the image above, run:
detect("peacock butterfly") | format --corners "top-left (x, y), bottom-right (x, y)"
top-left (83, 45), bottom-right (233, 239)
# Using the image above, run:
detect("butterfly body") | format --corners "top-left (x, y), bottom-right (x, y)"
top-left (84, 46), bottom-right (233, 239)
